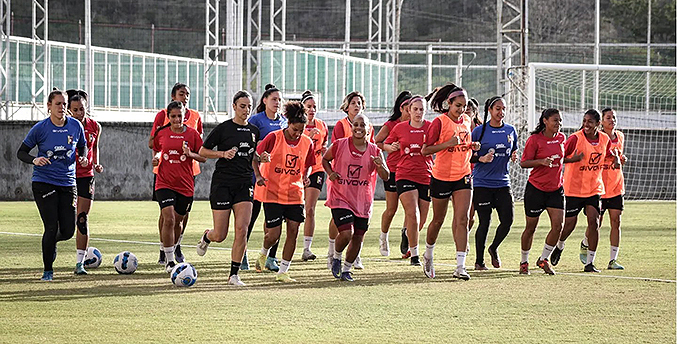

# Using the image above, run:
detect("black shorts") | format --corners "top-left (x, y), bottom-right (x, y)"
top-left (396, 179), bottom-right (431, 202)
top-left (565, 194), bottom-right (601, 218)
top-left (383, 171), bottom-right (397, 193)
top-left (152, 174), bottom-right (158, 201)
top-left (473, 186), bottom-right (513, 209)
top-left (210, 181), bottom-right (254, 210)
top-left (430, 175), bottom-right (472, 199)
top-left (601, 194), bottom-right (624, 213)
top-left (331, 208), bottom-right (369, 232)
top-left (262, 203), bottom-right (305, 228)
top-left (523, 182), bottom-right (565, 217)
top-left (155, 188), bottom-right (194, 216)
top-left (76, 176), bottom-right (95, 200)
top-left (306, 171), bottom-right (326, 191)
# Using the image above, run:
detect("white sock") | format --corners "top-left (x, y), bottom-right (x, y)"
top-left (380, 231), bottom-right (388, 241)
top-left (556, 240), bottom-right (566, 250)
top-left (260, 247), bottom-right (269, 256)
top-left (586, 250), bottom-right (596, 265)
top-left (540, 245), bottom-right (555, 261)
top-left (424, 243), bottom-right (435, 259)
top-left (582, 236), bottom-right (589, 247)
top-left (303, 236), bottom-right (313, 250)
top-left (76, 249), bottom-right (86, 264)
top-left (333, 250), bottom-right (343, 261)
top-left (610, 246), bottom-right (619, 261)
top-left (521, 250), bottom-right (530, 263)
top-left (177, 233), bottom-right (184, 246)
top-left (163, 246), bottom-right (175, 263)
top-left (328, 239), bottom-right (335, 256)
top-left (410, 245), bottom-right (419, 257)
top-left (456, 251), bottom-right (467, 269)
top-left (278, 259), bottom-right (291, 273)
top-left (342, 260), bottom-right (353, 273)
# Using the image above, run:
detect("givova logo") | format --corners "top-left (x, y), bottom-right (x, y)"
top-left (285, 154), bottom-right (298, 168)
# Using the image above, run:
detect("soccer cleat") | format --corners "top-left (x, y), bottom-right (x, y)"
top-left (275, 272), bottom-right (297, 283)
top-left (519, 262), bottom-right (531, 275)
top-left (196, 230), bottom-right (210, 256)
top-left (474, 263), bottom-right (488, 271)
top-left (379, 236), bottom-right (390, 256)
top-left (41, 270), bottom-right (53, 281)
top-left (157, 249), bottom-right (166, 265)
top-left (400, 227), bottom-right (409, 255)
top-left (422, 254), bottom-right (435, 278)
top-left (536, 258), bottom-right (556, 275)
top-left (402, 250), bottom-right (411, 259)
top-left (165, 261), bottom-right (176, 273)
top-left (175, 244), bottom-right (184, 263)
top-left (240, 253), bottom-right (250, 271)
top-left (255, 253), bottom-right (267, 273)
top-left (584, 263), bottom-right (600, 273)
top-left (228, 274), bottom-right (246, 286)
top-left (452, 267), bottom-right (471, 281)
top-left (550, 246), bottom-right (563, 266)
top-left (74, 262), bottom-right (88, 275)
top-left (302, 249), bottom-right (317, 262)
top-left (608, 259), bottom-right (625, 270)
top-left (265, 257), bottom-right (280, 272)
top-left (340, 271), bottom-right (354, 282)
top-left (488, 246), bottom-right (501, 268)
top-left (331, 258), bottom-right (342, 278)
top-left (579, 241), bottom-right (588, 265)
top-left (353, 256), bottom-right (364, 270)
top-left (410, 255), bottom-right (421, 266)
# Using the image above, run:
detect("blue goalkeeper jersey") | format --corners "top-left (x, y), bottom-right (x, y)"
top-left (471, 123), bottom-right (518, 188)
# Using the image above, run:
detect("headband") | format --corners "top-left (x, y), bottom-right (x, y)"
top-left (301, 94), bottom-right (314, 103)
top-left (400, 97), bottom-right (413, 107)
top-left (408, 96), bottom-right (424, 105)
top-left (447, 89), bottom-right (468, 101)
top-left (488, 97), bottom-right (504, 108)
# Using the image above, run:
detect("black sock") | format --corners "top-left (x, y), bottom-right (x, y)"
top-left (203, 232), bottom-right (211, 244)
top-left (230, 261), bottom-right (241, 277)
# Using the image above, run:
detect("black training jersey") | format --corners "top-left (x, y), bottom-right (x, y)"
top-left (203, 119), bottom-right (260, 185)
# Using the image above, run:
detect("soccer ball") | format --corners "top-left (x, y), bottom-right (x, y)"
top-left (83, 247), bottom-right (102, 268)
top-left (113, 251), bottom-right (138, 274)
top-left (170, 262), bottom-right (197, 287)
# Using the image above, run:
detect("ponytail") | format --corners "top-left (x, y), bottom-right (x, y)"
top-left (530, 108), bottom-right (560, 135)
top-left (255, 83), bottom-right (280, 113)
top-left (478, 96), bottom-right (504, 142)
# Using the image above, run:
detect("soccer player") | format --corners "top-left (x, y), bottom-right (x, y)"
top-left (551, 109), bottom-right (621, 272)
top-left (149, 83), bottom-right (203, 265)
top-left (466, 98), bottom-right (482, 237)
top-left (582, 107), bottom-right (627, 270)
top-left (301, 90), bottom-right (328, 262)
top-left (421, 84), bottom-right (480, 280)
top-left (253, 101), bottom-right (314, 282)
top-left (518, 108), bottom-right (566, 275)
top-left (17, 89), bottom-right (88, 281)
top-left (196, 91), bottom-right (259, 286)
top-left (152, 101), bottom-right (205, 273)
top-left (248, 83), bottom-right (287, 272)
top-left (471, 96), bottom-right (518, 270)
top-left (383, 96), bottom-right (432, 266)
top-left (324, 114), bottom-right (389, 281)
top-left (374, 91), bottom-right (412, 257)
top-left (67, 90), bottom-right (104, 275)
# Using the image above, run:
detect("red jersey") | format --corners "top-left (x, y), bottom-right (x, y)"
top-left (384, 120), bottom-right (433, 185)
top-left (304, 118), bottom-right (329, 175)
top-left (382, 119), bottom-right (403, 171)
top-left (325, 138), bottom-right (380, 218)
top-left (151, 108), bottom-right (203, 176)
top-left (76, 117), bottom-right (100, 178)
top-left (153, 126), bottom-right (203, 197)
top-left (521, 132), bottom-right (566, 192)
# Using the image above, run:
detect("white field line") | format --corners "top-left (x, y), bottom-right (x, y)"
top-left (1, 231), bottom-right (675, 284)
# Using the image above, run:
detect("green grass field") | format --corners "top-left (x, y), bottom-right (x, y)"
top-left (0, 200), bottom-right (674, 343)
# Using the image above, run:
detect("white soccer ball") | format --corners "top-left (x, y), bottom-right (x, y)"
top-left (83, 247), bottom-right (102, 268)
top-left (113, 251), bottom-right (138, 274)
top-left (171, 262), bottom-right (197, 287)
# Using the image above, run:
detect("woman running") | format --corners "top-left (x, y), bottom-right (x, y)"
top-left (253, 101), bottom-right (314, 283)
top-left (301, 90), bottom-right (328, 262)
top-left (17, 88), bottom-right (88, 281)
top-left (421, 84), bottom-right (480, 280)
top-left (248, 84), bottom-right (287, 272)
top-left (551, 109), bottom-right (620, 272)
top-left (67, 90), bottom-right (104, 275)
top-left (518, 108), bottom-right (566, 275)
top-left (582, 107), bottom-right (627, 270)
top-left (384, 96), bottom-right (432, 266)
top-left (196, 91), bottom-right (259, 286)
top-left (471, 96), bottom-right (518, 270)
top-left (324, 114), bottom-right (389, 281)
top-left (327, 91), bottom-right (372, 270)
top-left (149, 83), bottom-right (203, 265)
top-left (374, 91), bottom-right (412, 257)
top-left (152, 101), bottom-right (205, 273)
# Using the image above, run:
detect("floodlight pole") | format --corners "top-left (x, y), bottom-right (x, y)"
top-left (645, 0), bottom-right (651, 115)
top-left (0, 0), bottom-right (10, 119)
top-left (593, 0), bottom-right (599, 110)
top-left (85, 0), bottom-right (92, 108)
top-left (31, 0), bottom-right (48, 119)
